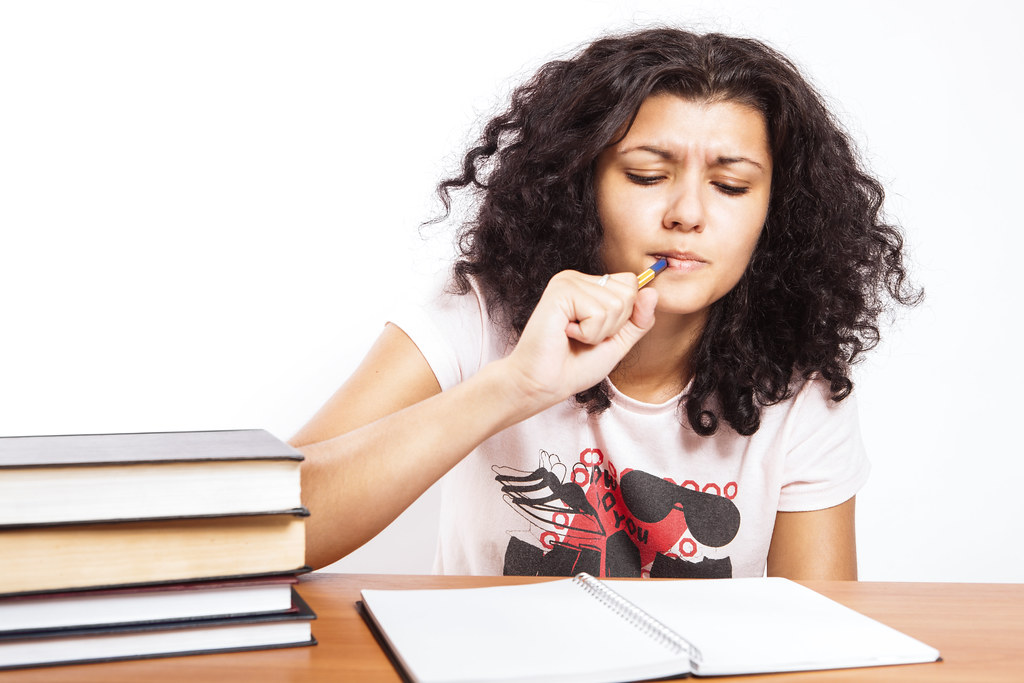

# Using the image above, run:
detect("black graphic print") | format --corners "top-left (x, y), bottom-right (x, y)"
top-left (495, 448), bottom-right (740, 578)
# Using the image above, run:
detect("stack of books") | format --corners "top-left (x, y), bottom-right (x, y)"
top-left (0, 429), bottom-right (315, 670)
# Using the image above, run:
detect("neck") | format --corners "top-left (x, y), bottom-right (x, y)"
top-left (609, 311), bottom-right (707, 404)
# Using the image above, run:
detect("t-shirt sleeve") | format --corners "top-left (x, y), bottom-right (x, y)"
top-left (776, 379), bottom-right (871, 512)
top-left (387, 285), bottom-right (488, 392)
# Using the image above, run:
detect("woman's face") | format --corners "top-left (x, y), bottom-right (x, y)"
top-left (595, 94), bottom-right (772, 318)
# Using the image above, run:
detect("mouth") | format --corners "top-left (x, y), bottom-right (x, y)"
top-left (652, 252), bottom-right (708, 270)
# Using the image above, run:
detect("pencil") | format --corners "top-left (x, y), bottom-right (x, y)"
top-left (637, 258), bottom-right (668, 288)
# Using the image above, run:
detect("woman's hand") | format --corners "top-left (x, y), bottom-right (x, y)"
top-left (501, 270), bottom-right (659, 411)
top-left (292, 269), bottom-right (656, 568)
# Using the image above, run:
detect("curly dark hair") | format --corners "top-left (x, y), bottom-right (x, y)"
top-left (435, 27), bottom-right (921, 436)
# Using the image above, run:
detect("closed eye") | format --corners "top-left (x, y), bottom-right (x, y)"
top-left (625, 172), bottom-right (665, 186)
top-left (713, 182), bottom-right (749, 196)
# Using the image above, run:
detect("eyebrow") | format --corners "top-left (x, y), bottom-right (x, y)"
top-left (716, 155), bottom-right (766, 171)
top-left (622, 145), bottom-right (766, 171)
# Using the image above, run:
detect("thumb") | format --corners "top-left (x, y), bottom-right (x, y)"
top-left (632, 287), bottom-right (658, 331)
top-left (614, 287), bottom-right (658, 349)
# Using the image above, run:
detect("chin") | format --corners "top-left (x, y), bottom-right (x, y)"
top-left (654, 298), bottom-right (711, 318)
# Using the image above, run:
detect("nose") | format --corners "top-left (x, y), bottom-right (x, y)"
top-left (663, 177), bottom-right (705, 232)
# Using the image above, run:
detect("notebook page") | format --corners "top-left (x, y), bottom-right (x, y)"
top-left (608, 577), bottom-right (940, 676)
top-left (361, 578), bottom-right (692, 683)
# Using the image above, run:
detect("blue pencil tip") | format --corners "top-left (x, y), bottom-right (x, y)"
top-left (651, 258), bottom-right (668, 273)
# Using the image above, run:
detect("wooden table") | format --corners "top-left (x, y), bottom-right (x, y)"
top-left (2, 573), bottom-right (1022, 682)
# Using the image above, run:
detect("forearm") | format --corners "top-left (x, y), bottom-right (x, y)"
top-left (295, 271), bottom-right (658, 569)
top-left (298, 358), bottom-right (543, 568)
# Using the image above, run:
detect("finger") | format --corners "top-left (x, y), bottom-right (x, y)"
top-left (609, 287), bottom-right (658, 351)
top-left (567, 304), bottom-right (618, 344)
top-left (586, 271), bottom-right (636, 295)
top-left (566, 288), bottom-right (634, 344)
top-left (583, 273), bottom-right (638, 338)
top-left (631, 287), bottom-right (658, 332)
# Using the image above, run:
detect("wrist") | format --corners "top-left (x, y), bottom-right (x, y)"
top-left (473, 357), bottom-right (562, 429)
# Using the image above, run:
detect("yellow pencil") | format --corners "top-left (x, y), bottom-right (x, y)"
top-left (637, 258), bottom-right (668, 288)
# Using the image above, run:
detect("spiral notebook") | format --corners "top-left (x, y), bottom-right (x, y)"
top-left (359, 574), bottom-right (940, 682)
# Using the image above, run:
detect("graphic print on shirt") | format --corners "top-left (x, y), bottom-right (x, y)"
top-left (495, 448), bottom-right (740, 578)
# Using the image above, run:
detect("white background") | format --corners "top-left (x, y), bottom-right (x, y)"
top-left (2, 1), bottom-right (1021, 582)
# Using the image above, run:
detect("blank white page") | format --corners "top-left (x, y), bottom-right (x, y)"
top-left (609, 577), bottom-right (940, 676)
top-left (361, 578), bottom-right (692, 683)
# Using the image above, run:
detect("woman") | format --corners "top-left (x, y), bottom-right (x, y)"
top-left (291, 28), bottom-right (919, 579)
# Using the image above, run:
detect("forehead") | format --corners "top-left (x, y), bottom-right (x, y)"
top-left (611, 94), bottom-right (771, 164)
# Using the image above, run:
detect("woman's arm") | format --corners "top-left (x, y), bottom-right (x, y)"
top-left (292, 323), bottom-right (531, 568)
top-left (766, 497), bottom-right (858, 580)
top-left (291, 271), bottom-right (658, 569)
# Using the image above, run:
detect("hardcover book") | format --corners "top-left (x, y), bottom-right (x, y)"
top-left (0, 429), bottom-right (302, 525)
top-left (0, 590), bottom-right (316, 670)
top-left (0, 574), bottom-right (301, 633)
top-left (0, 511), bottom-right (308, 594)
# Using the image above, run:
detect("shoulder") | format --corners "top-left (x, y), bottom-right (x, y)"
top-left (388, 277), bottom-right (508, 390)
top-left (750, 376), bottom-right (859, 434)
top-left (767, 377), bottom-right (870, 511)
top-left (753, 376), bottom-right (866, 471)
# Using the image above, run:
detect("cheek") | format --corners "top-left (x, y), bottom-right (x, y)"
top-left (736, 218), bottom-right (764, 256)
top-left (728, 230), bottom-right (764, 283)
top-left (727, 195), bottom-right (769, 258)
top-left (716, 210), bottom-right (765, 279)
top-left (595, 183), bottom-right (636, 244)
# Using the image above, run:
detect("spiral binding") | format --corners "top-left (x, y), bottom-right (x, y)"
top-left (572, 572), bottom-right (703, 664)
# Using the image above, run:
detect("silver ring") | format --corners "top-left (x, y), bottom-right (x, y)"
top-left (596, 274), bottom-right (610, 287)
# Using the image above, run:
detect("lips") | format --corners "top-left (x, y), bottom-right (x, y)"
top-left (652, 252), bottom-right (708, 269)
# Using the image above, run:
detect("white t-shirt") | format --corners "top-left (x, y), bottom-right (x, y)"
top-left (392, 284), bottom-right (870, 578)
